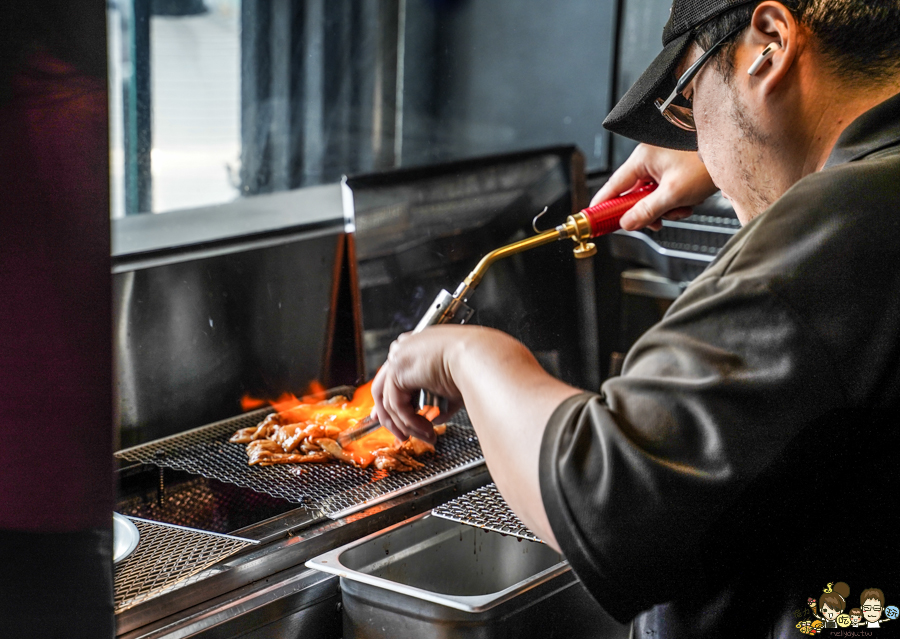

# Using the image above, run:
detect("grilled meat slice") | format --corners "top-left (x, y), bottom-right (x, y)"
top-left (316, 438), bottom-right (358, 466)
top-left (232, 400), bottom-right (448, 471)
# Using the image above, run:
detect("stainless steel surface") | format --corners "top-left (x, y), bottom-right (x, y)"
top-left (115, 517), bottom-right (257, 614)
top-left (621, 268), bottom-right (686, 300)
top-left (116, 409), bottom-right (483, 520)
top-left (309, 511), bottom-right (630, 639)
top-left (114, 230), bottom-right (346, 448)
top-left (111, 184), bottom-right (344, 265)
top-left (307, 512), bottom-right (565, 613)
top-left (118, 564), bottom-right (342, 639)
top-left (431, 483), bottom-right (540, 543)
top-left (116, 464), bottom-right (491, 637)
top-left (114, 513), bottom-right (141, 564)
top-left (609, 196), bottom-right (739, 283)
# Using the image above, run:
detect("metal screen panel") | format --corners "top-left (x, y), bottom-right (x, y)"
top-left (432, 482), bottom-right (542, 543)
top-left (114, 517), bottom-right (256, 613)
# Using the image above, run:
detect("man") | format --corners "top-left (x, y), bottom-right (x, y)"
top-left (372, 0), bottom-right (900, 636)
top-left (861, 588), bottom-right (891, 628)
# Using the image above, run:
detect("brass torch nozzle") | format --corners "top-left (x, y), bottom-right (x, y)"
top-left (460, 226), bottom-right (567, 294)
top-left (456, 183), bottom-right (657, 300)
top-left (559, 213), bottom-right (596, 259)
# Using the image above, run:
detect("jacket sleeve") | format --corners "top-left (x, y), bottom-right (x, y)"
top-left (539, 261), bottom-right (844, 622)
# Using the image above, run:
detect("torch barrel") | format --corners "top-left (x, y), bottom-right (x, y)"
top-left (579, 182), bottom-right (658, 238)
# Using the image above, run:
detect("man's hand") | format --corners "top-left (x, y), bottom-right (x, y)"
top-left (370, 329), bottom-right (465, 445)
top-left (370, 325), bottom-right (582, 550)
top-left (593, 144), bottom-right (718, 231)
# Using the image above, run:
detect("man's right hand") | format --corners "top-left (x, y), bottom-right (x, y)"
top-left (592, 144), bottom-right (718, 231)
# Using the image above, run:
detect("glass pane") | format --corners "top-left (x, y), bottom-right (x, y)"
top-left (151, 0), bottom-right (241, 212)
top-left (108, 0), bottom-right (240, 217)
top-left (110, 0), bottom-right (617, 218)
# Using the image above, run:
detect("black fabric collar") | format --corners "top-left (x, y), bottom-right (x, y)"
top-left (824, 91), bottom-right (900, 169)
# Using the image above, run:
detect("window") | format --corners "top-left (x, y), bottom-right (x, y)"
top-left (109, 0), bottom-right (617, 218)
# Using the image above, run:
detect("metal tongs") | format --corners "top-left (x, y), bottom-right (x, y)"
top-left (336, 393), bottom-right (445, 446)
top-left (336, 183), bottom-right (658, 447)
top-left (335, 292), bottom-right (473, 446)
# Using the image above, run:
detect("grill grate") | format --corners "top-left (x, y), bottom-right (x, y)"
top-left (114, 517), bottom-right (255, 613)
top-left (117, 474), bottom-right (296, 534)
top-left (432, 483), bottom-right (542, 543)
top-left (116, 409), bottom-right (484, 520)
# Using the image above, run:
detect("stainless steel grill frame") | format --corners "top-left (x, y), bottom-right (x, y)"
top-left (114, 517), bottom-right (257, 613)
top-left (609, 197), bottom-right (740, 283)
top-left (116, 408), bottom-right (484, 520)
top-left (432, 482), bottom-right (542, 543)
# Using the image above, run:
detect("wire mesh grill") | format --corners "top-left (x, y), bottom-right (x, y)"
top-left (116, 409), bottom-right (484, 519)
top-left (117, 474), bottom-right (296, 534)
top-left (114, 517), bottom-right (255, 613)
top-left (432, 483), bottom-right (542, 543)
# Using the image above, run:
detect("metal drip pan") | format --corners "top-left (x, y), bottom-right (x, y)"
top-left (432, 482), bottom-right (540, 542)
top-left (307, 512), bottom-right (629, 639)
top-left (116, 407), bottom-right (484, 520)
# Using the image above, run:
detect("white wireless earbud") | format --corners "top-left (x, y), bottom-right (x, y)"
top-left (747, 42), bottom-right (781, 76)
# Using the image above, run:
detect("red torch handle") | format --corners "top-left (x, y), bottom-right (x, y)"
top-left (581, 183), bottom-right (658, 238)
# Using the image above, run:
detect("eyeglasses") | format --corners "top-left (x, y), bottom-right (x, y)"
top-left (863, 606), bottom-right (883, 612)
top-left (655, 22), bottom-right (749, 132)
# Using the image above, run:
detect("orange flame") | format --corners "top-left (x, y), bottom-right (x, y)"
top-left (242, 380), bottom-right (397, 466)
top-left (241, 380), bottom-right (331, 412)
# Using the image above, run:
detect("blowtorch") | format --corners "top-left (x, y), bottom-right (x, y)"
top-left (337, 183), bottom-right (658, 446)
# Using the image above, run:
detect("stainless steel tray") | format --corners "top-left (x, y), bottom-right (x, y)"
top-left (306, 512), bottom-right (630, 639)
top-left (307, 511), bottom-right (568, 613)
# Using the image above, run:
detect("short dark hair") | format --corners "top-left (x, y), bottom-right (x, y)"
top-left (694, 0), bottom-right (900, 83)
top-left (861, 588), bottom-right (886, 607)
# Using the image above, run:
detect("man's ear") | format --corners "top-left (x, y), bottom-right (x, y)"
top-left (745, 1), bottom-right (800, 95)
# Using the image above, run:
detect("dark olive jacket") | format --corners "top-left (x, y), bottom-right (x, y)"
top-left (541, 92), bottom-right (900, 638)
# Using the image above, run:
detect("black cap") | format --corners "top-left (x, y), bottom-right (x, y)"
top-left (603, 0), bottom-right (755, 151)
